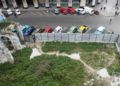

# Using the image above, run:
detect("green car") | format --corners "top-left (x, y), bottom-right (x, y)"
top-left (67, 26), bottom-right (78, 33)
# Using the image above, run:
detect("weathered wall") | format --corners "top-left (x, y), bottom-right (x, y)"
top-left (0, 40), bottom-right (14, 64)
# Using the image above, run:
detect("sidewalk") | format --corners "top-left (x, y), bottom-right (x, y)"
top-left (1, 0), bottom-right (119, 17)
top-left (94, 0), bottom-right (118, 17)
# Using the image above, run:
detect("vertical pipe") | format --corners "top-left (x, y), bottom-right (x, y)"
top-left (80, 0), bottom-right (86, 7)
top-left (11, 0), bottom-right (18, 8)
top-left (45, 0), bottom-right (49, 8)
top-left (91, 0), bottom-right (96, 7)
top-left (68, 0), bottom-right (72, 7)
top-left (97, 0), bottom-right (102, 4)
top-left (1, 0), bottom-right (8, 9)
top-left (33, 0), bottom-right (39, 8)
top-left (56, 0), bottom-right (61, 7)
top-left (22, 0), bottom-right (28, 8)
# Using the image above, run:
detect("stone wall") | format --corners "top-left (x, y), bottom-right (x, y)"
top-left (0, 40), bottom-right (14, 64)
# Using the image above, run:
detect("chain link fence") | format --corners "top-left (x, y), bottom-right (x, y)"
top-left (24, 33), bottom-right (120, 51)
top-left (34, 33), bottom-right (118, 43)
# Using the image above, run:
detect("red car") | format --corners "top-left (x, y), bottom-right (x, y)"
top-left (44, 26), bottom-right (53, 33)
top-left (67, 7), bottom-right (76, 14)
top-left (59, 7), bottom-right (68, 15)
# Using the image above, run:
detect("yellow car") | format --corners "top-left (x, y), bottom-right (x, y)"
top-left (79, 25), bottom-right (89, 33)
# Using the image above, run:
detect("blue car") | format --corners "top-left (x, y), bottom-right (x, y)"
top-left (22, 25), bottom-right (35, 36)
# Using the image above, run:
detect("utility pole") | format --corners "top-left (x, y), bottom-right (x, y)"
top-left (108, 17), bottom-right (114, 32)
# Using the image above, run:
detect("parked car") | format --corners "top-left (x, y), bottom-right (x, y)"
top-left (79, 25), bottom-right (89, 33)
top-left (53, 26), bottom-right (63, 33)
top-left (22, 25), bottom-right (36, 36)
top-left (2, 10), bottom-right (9, 17)
top-left (15, 9), bottom-right (21, 15)
top-left (67, 7), bottom-right (76, 14)
top-left (52, 8), bottom-right (59, 14)
top-left (38, 28), bottom-right (45, 33)
top-left (7, 9), bottom-right (12, 15)
top-left (67, 26), bottom-right (78, 33)
top-left (94, 26), bottom-right (105, 35)
top-left (59, 7), bottom-right (68, 15)
top-left (44, 26), bottom-right (53, 33)
top-left (75, 7), bottom-right (86, 15)
top-left (84, 6), bottom-right (95, 15)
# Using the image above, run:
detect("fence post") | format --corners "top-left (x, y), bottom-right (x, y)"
top-left (40, 33), bottom-right (42, 42)
top-left (102, 34), bottom-right (105, 42)
top-left (47, 33), bottom-right (49, 41)
top-left (68, 33), bottom-right (69, 42)
top-left (81, 33), bottom-right (83, 42)
top-left (116, 34), bottom-right (120, 43)
top-left (95, 34), bottom-right (97, 42)
top-left (75, 33), bottom-right (76, 42)
top-left (89, 33), bottom-right (91, 42)
top-left (109, 34), bottom-right (113, 43)
top-left (54, 33), bottom-right (55, 41)
top-left (61, 33), bottom-right (62, 42)
top-left (32, 34), bottom-right (35, 43)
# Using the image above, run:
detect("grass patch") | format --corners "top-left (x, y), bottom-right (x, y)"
top-left (0, 48), bottom-right (85, 86)
top-left (80, 52), bottom-right (114, 69)
top-left (42, 42), bottom-right (119, 74)
top-left (107, 52), bottom-right (120, 75)
top-left (42, 42), bottom-right (106, 53)
top-left (0, 22), bottom-right (11, 29)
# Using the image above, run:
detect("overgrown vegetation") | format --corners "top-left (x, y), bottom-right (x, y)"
top-left (0, 48), bottom-right (85, 86)
top-left (42, 42), bottom-right (106, 53)
top-left (42, 42), bottom-right (120, 74)
top-left (107, 52), bottom-right (120, 74)
top-left (0, 22), bottom-right (11, 29)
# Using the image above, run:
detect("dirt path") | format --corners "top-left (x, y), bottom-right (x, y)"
top-left (106, 53), bottom-right (116, 68)
top-left (79, 58), bottom-right (96, 74)
top-left (45, 51), bottom-right (97, 74)
top-left (33, 43), bottom-right (97, 75)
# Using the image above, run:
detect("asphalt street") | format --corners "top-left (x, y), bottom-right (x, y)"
top-left (8, 12), bottom-right (120, 34)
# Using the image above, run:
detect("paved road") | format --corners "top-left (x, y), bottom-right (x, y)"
top-left (8, 12), bottom-right (120, 34)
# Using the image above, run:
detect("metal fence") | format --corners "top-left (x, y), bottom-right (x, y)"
top-left (30, 33), bottom-right (119, 43)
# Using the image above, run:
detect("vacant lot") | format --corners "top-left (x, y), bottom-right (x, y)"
top-left (42, 42), bottom-right (120, 74)
top-left (0, 48), bottom-right (85, 86)
top-left (0, 42), bottom-right (120, 86)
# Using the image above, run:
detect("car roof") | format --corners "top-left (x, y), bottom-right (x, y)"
top-left (23, 25), bottom-right (30, 28)
top-left (55, 26), bottom-right (62, 30)
top-left (70, 26), bottom-right (77, 29)
top-left (97, 26), bottom-right (105, 31)
top-left (80, 25), bottom-right (86, 30)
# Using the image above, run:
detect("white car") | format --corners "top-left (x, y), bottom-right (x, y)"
top-left (75, 8), bottom-right (86, 15)
top-left (84, 6), bottom-right (95, 15)
top-left (15, 9), bottom-right (21, 15)
top-left (7, 9), bottom-right (13, 15)
top-left (53, 26), bottom-right (63, 33)
top-left (94, 26), bottom-right (105, 35)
